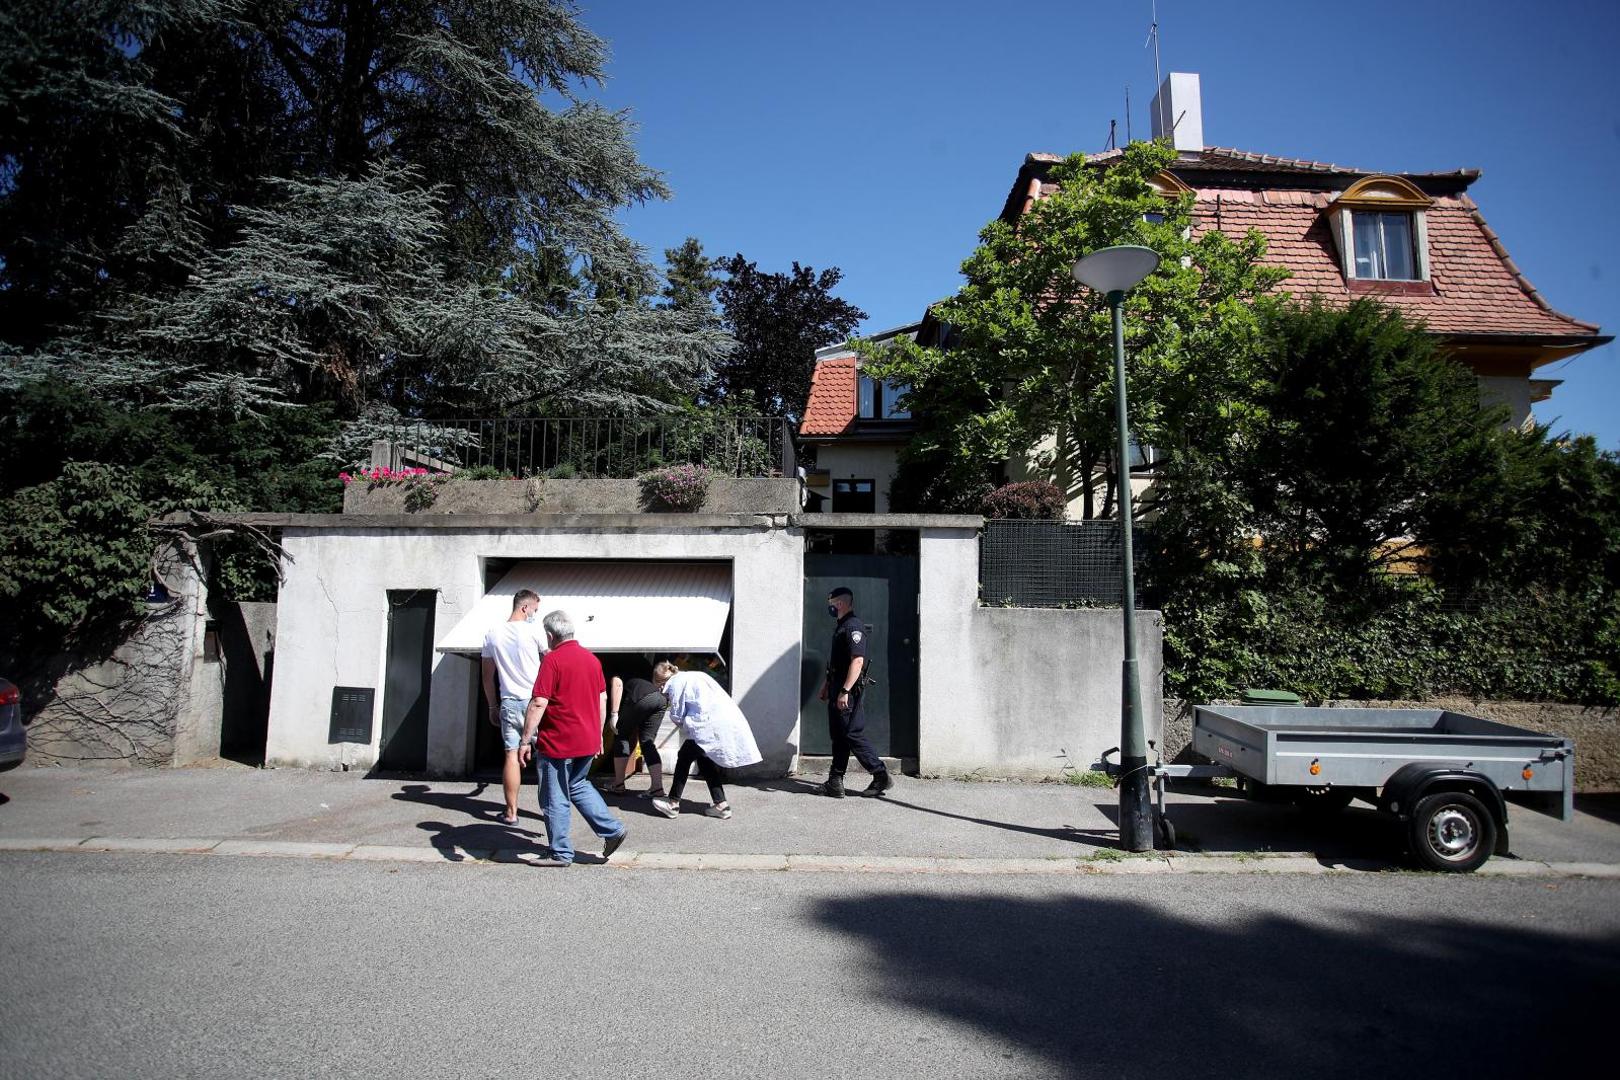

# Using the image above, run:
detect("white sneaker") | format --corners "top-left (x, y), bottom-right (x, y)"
top-left (704, 803), bottom-right (733, 819)
top-left (651, 797), bottom-right (679, 819)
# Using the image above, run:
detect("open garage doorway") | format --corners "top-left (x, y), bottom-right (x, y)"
top-left (436, 559), bottom-right (735, 778)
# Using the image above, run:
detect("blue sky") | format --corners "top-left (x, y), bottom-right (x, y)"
top-left (580, 0), bottom-right (1620, 448)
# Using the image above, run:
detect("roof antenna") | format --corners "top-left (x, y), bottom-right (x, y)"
top-left (1106, 118), bottom-right (1117, 151)
top-left (1146, 0), bottom-right (1167, 141)
top-left (1125, 84), bottom-right (1132, 143)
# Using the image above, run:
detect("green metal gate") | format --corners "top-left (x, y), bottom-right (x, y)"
top-left (380, 590), bottom-right (434, 772)
top-left (800, 554), bottom-right (919, 758)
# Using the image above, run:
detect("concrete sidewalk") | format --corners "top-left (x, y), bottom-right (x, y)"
top-left (2, 763), bottom-right (1619, 875)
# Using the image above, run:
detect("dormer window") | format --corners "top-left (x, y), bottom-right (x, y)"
top-left (858, 373), bottom-right (910, 420)
top-left (1352, 210), bottom-right (1417, 280)
top-left (1328, 175), bottom-right (1434, 284)
top-left (1144, 171), bottom-right (1190, 233)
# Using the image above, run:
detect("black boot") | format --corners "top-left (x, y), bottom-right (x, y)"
top-left (818, 772), bottom-right (846, 799)
top-left (862, 770), bottom-right (895, 797)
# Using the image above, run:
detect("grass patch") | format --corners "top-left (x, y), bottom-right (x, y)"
top-left (1062, 770), bottom-right (1115, 789)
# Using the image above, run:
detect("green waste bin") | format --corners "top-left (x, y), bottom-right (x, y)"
top-left (1241, 688), bottom-right (1302, 706)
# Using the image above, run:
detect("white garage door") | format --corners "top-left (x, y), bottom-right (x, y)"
top-left (436, 560), bottom-right (732, 655)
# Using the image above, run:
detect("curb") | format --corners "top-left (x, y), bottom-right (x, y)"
top-left (2, 837), bottom-right (1619, 879)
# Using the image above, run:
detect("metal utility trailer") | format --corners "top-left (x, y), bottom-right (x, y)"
top-left (1103, 705), bottom-right (1574, 872)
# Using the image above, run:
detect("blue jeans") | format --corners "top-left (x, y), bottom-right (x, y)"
top-left (536, 755), bottom-right (625, 864)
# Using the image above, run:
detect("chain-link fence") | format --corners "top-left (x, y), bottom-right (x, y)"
top-left (979, 519), bottom-right (1142, 607)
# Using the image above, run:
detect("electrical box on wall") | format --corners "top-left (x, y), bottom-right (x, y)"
top-left (328, 686), bottom-right (375, 744)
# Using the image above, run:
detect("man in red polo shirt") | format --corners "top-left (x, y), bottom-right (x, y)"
top-left (517, 610), bottom-right (627, 866)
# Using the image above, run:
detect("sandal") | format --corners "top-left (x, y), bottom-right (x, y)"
top-left (601, 781), bottom-right (628, 795)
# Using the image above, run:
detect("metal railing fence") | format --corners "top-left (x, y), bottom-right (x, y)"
top-left (370, 416), bottom-right (794, 479)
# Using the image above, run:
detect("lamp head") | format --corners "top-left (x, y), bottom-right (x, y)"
top-left (1070, 245), bottom-right (1161, 295)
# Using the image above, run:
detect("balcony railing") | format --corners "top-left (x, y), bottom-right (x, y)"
top-left (369, 416), bottom-right (795, 480)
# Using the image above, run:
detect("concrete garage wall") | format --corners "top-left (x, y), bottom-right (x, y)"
top-left (265, 515), bottom-right (803, 776)
top-left (915, 526), bottom-right (1164, 777)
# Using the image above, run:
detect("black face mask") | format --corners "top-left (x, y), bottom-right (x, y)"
top-left (827, 604), bottom-right (839, 618)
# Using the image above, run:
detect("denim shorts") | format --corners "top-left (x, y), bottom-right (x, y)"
top-left (498, 696), bottom-right (528, 751)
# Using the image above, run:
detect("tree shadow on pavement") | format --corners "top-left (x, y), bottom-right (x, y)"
top-left (811, 888), bottom-right (1619, 1079)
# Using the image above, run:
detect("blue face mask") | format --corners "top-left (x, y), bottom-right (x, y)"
top-left (525, 611), bottom-right (538, 623)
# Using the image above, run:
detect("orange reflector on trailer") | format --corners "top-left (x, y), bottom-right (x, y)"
top-left (1522, 767), bottom-right (1535, 781)
top-left (1309, 759), bottom-right (1321, 776)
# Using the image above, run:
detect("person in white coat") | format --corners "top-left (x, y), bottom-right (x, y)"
top-left (648, 661), bottom-right (762, 820)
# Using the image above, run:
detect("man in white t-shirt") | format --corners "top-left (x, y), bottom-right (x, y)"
top-left (480, 589), bottom-right (548, 824)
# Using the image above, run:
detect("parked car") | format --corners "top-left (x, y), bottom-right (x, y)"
top-left (0, 677), bottom-right (24, 772)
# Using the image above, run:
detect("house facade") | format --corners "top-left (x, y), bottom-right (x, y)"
top-left (798, 323), bottom-right (920, 514)
top-left (801, 73), bottom-right (1610, 517)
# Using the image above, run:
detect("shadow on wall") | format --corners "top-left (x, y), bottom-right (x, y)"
top-left (810, 890), bottom-right (1618, 1079)
top-left (735, 641), bottom-right (802, 771)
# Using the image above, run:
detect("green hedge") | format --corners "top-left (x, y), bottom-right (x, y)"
top-left (1163, 584), bottom-right (1619, 707)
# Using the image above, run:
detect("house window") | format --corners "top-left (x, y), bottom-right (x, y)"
top-left (858, 374), bottom-right (911, 420)
top-left (1352, 211), bottom-right (1417, 280)
top-left (1142, 211), bottom-right (1166, 225)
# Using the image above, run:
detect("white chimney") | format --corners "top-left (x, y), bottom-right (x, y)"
top-left (1149, 72), bottom-right (1204, 152)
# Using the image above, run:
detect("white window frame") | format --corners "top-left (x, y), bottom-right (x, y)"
top-left (1331, 207), bottom-right (1431, 282)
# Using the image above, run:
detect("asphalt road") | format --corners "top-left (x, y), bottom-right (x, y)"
top-left (2, 852), bottom-right (1616, 1080)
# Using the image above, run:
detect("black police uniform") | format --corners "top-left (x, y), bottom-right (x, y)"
top-left (827, 610), bottom-right (885, 778)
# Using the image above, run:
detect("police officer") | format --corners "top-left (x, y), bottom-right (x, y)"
top-left (817, 586), bottom-right (894, 798)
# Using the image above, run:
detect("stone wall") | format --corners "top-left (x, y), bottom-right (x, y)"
top-left (342, 477), bottom-right (799, 515)
top-left (1162, 697), bottom-right (1619, 792)
top-left (23, 542), bottom-right (214, 768)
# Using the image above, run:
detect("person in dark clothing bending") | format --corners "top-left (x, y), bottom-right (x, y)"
top-left (604, 670), bottom-right (668, 796)
top-left (817, 586), bottom-right (894, 798)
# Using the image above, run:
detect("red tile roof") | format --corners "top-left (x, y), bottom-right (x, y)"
top-left (1186, 188), bottom-right (1597, 335)
top-left (1034, 146), bottom-right (1479, 181)
top-left (800, 356), bottom-right (857, 436)
top-left (1014, 148), bottom-right (1600, 339)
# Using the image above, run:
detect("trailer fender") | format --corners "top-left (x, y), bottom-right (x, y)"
top-left (1380, 764), bottom-right (1512, 856)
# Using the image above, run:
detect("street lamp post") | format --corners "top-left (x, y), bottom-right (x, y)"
top-left (1071, 244), bottom-right (1161, 852)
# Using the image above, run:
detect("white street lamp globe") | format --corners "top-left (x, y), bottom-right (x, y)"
top-left (1070, 245), bottom-right (1161, 294)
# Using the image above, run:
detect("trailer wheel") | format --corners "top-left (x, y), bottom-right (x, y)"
top-left (1409, 791), bottom-right (1496, 873)
top-left (1293, 787), bottom-right (1354, 815)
